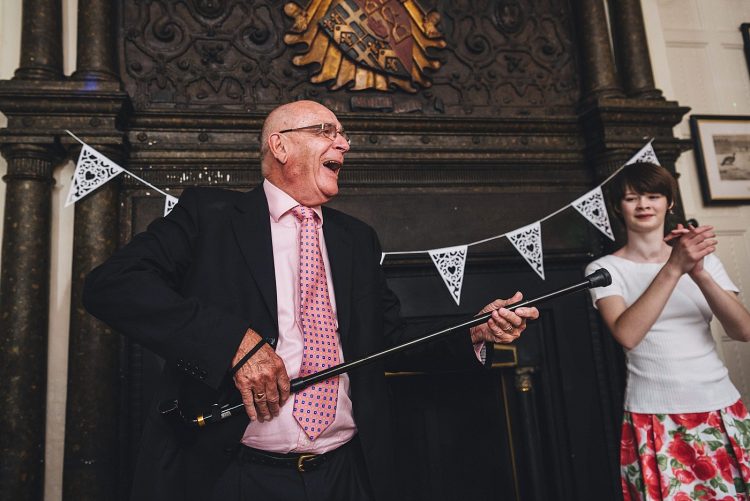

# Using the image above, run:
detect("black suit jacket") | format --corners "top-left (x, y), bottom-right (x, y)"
top-left (83, 185), bottom-right (487, 501)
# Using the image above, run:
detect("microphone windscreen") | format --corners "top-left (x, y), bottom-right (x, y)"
top-left (586, 268), bottom-right (612, 288)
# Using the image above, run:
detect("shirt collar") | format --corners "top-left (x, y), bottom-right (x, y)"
top-left (262, 179), bottom-right (323, 223)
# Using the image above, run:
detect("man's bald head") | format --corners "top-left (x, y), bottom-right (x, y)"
top-left (258, 100), bottom-right (348, 206)
top-left (260, 100), bottom-right (331, 175)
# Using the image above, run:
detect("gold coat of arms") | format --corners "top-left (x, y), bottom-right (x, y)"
top-left (284, 0), bottom-right (446, 92)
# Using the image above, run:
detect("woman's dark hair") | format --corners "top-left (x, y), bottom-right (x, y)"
top-left (609, 161), bottom-right (678, 221)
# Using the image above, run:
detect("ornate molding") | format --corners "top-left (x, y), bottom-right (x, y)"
top-left (0, 81), bottom-right (127, 127)
top-left (577, 97), bottom-right (690, 166)
top-left (1, 149), bottom-right (57, 182)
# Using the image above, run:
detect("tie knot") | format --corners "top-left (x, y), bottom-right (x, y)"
top-left (291, 205), bottom-right (316, 222)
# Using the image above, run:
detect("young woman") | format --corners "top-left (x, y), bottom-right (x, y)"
top-left (585, 161), bottom-right (750, 501)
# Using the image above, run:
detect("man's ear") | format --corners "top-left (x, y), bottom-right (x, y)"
top-left (268, 133), bottom-right (288, 164)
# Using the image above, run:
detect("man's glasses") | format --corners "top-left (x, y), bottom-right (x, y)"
top-left (278, 123), bottom-right (350, 145)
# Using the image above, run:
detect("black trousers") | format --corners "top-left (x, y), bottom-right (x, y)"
top-left (210, 437), bottom-right (375, 501)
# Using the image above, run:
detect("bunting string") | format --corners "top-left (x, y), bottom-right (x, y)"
top-left (65, 131), bottom-right (659, 305)
top-left (65, 130), bottom-right (177, 216)
top-left (381, 140), bottom-right (660, 304)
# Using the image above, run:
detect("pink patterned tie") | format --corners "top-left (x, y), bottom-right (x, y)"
top-left (291, 205), bottom-right (340, 440)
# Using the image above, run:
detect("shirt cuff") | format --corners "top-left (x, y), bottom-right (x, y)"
top-left (473, 342), bottom-right (487, 364)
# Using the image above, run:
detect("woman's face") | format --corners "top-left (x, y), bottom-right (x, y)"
top-left (619, 188), bottom-right (670, 234)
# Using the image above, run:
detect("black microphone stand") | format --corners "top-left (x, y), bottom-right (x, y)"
top-left (160, 268), bottom-right (611, 429)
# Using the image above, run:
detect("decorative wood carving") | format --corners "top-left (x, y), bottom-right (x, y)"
top-left (121, 0), bottom-right (579, 114)
top-left (283, 0), bottom-right (446, 93)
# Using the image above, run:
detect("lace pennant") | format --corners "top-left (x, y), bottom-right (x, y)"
top-left (625, 142), bottom-right (660, 166)
top-left (572, 187), bottom-right (614, 240)
top-left (164, 195), bottom-right (179, 216)
top-left (507, 222), bottom-right (545, 280)
top-left (65, 144), bottom-right (123, 206)
top-left (428, 245), bottom-right (468, 305)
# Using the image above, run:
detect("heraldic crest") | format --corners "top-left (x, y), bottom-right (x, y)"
top-left (284, 0), bottom-right (446, 92)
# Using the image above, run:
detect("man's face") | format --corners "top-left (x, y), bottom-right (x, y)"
top-left (273, 103), bottom-right (350, 206)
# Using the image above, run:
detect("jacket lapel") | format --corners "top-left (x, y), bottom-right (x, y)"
top-left (230, 186), bottom-right (278, 332)
top-left (322, 209), bottom-right (353, 344)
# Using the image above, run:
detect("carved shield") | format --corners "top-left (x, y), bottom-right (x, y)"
top-left (284, 0), bottom-right (446, 92)
top-left (319, 0), bottom-right (414, 78)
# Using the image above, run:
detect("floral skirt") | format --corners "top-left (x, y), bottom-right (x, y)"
top-left (620, 400), bottom-right (750, 501)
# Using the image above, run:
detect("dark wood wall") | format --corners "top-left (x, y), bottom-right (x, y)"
top-left (0, 0), bottom-right (689, 500)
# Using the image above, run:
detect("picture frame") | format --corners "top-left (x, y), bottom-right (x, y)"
top-left (689, 115), bottom-right (750, 205)
top-left (742, 23), bottom-right (750, 78)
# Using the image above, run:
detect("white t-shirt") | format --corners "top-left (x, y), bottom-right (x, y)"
top-left (585, 253), bottom-right (740, 413)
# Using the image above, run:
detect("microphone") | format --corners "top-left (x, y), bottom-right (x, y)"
top-left (585, 268), bottom-right (611, 289)
top-left (162, 269), bottom-right (612, 429)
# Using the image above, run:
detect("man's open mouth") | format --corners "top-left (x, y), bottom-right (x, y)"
top-left (323, 160), bottom-right (342, 173)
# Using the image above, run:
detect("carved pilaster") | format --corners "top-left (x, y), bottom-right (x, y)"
top-left (63, 2), bottom-right (126, 497)
top-left (15, 0), bottom-right (63, 81)
top-left (0, 144), bottom-right (58, 500)
top-left (608, 0), bottom-right (662, 98)
top-left (63, 168), bottom-right (121, 500)
top-left (73, 0), bottom-right (118, 82)
top-left (571, 0), bottom-right (623, 100)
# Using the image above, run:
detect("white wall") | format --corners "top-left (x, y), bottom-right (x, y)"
top-left (643, 0), bottom-right (750, 403)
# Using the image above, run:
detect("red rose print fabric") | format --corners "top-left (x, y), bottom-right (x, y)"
top-left (620, 399), bottom-right (750, 500)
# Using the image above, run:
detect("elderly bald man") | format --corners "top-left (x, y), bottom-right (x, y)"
top-left (84, 100), bottom-right (539, 501)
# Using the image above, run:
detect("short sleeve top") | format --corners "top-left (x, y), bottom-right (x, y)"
top-left (585, 254), bottom-right (739, 413)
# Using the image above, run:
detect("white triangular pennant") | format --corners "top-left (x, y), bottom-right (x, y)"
top-left (428, 245), bottom-right (468, 305)
top-left (572, 186), bottom-right (614, 240)
top-left (507, 222), bottom-right (545, 280)
top-left (625, 141), bottom-right (660, 166)
top-left (65, 144), bottom-right (124, 206)
top-left (164, 195), bottom-right (179, 216)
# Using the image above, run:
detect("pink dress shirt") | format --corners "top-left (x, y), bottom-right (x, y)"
top-left (240, 180), bottom-right (357, 454)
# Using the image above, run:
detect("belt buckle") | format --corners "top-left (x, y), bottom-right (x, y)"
top-left (297, 453), bottom-right (316, 472)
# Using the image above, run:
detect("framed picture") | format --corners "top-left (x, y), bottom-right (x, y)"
top-left (743, 23), bottom-right (750, 78)
top-left (689, 115), bottom-right (750, 204)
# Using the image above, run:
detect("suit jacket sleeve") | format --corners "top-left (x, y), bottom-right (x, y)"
top-left (83, 188), bottom-right (249, 389)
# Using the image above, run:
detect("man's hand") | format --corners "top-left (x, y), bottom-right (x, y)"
top-left (469, 291), bottom-right (539, 344)
top-left (232, 328), bottom-right (291, 422)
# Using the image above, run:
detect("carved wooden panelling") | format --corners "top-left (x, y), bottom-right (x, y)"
top-left (424, 0), bottom-right (580, 114)
top-left (120, 0), bottom-right (579, 115)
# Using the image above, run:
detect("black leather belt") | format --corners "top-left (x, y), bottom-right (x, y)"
top-left (236, 440), bottom-right (351, 473)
